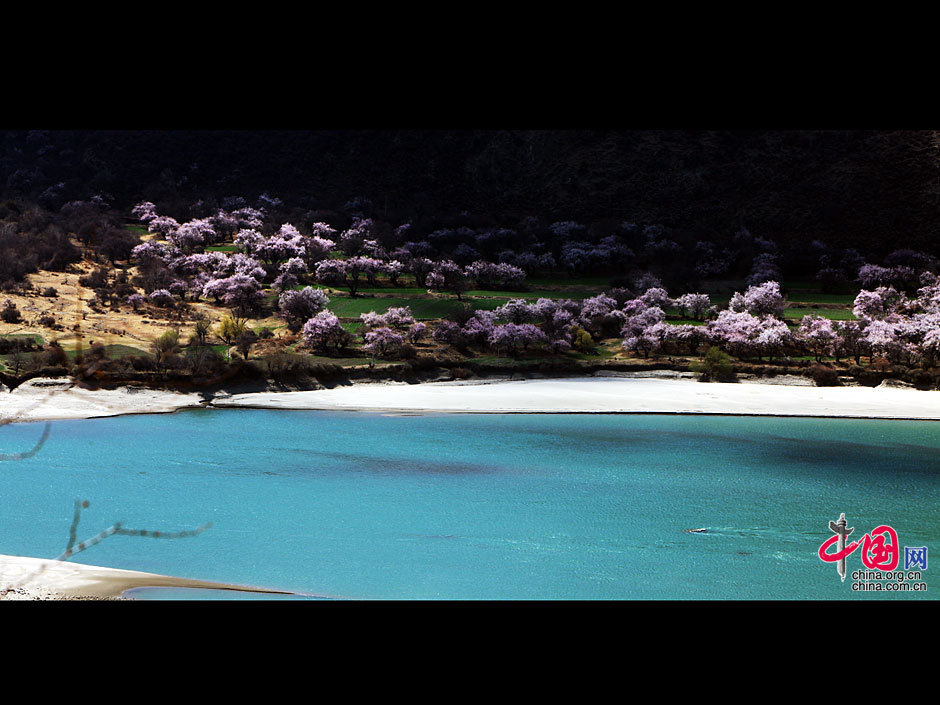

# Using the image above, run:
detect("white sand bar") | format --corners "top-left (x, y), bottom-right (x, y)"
top-left (211, 377), bottom-right (940, 419)
top-left (0, 377), bottom-right (204, 424)
top-left (0, 554), bottom-right (295, 600)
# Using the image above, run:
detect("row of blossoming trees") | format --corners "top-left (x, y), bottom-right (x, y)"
top-left (126, 200), bottom-right (940, 369)
top-left (128, 202), bottom-right (529, 313)
top-left (300, 278), bottom-right (940, 368)
top-left (618, 279), bottom-right (940, 368)
top-left (292, 278), bottom-right (940, 368)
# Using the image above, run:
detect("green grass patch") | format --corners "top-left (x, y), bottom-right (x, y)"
top-left (0, 333), bottom-right (45, 345)
top-left (525, 275), bottom-right (610, 288)
top-left (65, 344), bottom-right (151, 360)
top-left (308, 355), bottom-right (372, 367)
top-left (0, 354), bottom-right (30, 373)
top-left (783, 307), bottom-right (857, 321)
top-left (786, 292), bottom-right (858, 304)
top-left (463, 289), bottom-right (592, 300)
top-left (568, 348), bottom-right (616, 359)
top-left (355, 286), bottom-right (430, 295)
top-left (208, 344), bottom-right (232, 360)
top-left (458, 290), bottom-right (527, 298)
top-left (206, 245), bottom-right (238, 253)
top-left (0, 355), bottom-right (38, 373)
top-left (263, 349), bottom-right (370, 367)
top-left (327, 286), bottom-right (593, 302)
top-left (2, 343), bottom-right (149, 371)
top-left (289, 284), bottom-right (332, 293)
top-left (471, 355), bottom-right (566, 367)
top-left (328, 298), bottom-right (419, 318)
top-left (328, 297), bottom-right (501, 320)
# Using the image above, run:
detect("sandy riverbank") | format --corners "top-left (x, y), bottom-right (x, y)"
top-left (0, 553), bottom-right (296, 600)
top-left (3, 374), bottom-right (940, 422)
top-left (0, 377), bottom-right (205, 424)
top-left (209, 376), bottom-right (940, 420)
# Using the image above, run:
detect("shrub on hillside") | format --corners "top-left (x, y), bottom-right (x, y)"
top-left (217, 315), bottom-right (248, 345)
top-left (185, 346), bottom-right (227, 377)
top-left (1, 299), bottom-right (22, 323)
top-left (235, 329), bottom-right (259, 360)
top-left (264, 353), bottom-right (317, 378)
top-left (129, 355), bottom-right (157, 371)
top-left (906, 368), bottom-right (937, 389)
top-left (34, 343), bottom-right (69, 369)
top-left (444, 303), bottom-right (476, 326)
top-left (307, 362), bottom-right (344, 380)
top-left (87, 342), bottom-right (109, 360)
top-left (0, 336), bottom-right (37, 354)
top-left (406, 355), bottom-right (444, 372)
top-left (690, 346), bottom-right (735, 382)
top-left (808, 364), bottom-right (840, 387)
top-left (572, 327), bottom-right (594, 353)
top-left (79, 268), bottom-right (109, 289)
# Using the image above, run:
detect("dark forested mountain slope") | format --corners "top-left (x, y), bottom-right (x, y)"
top-left (2, 129), bottom-right (938, 256)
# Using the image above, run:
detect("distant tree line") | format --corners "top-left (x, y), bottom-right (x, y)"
top-left (4, 130), bottom-right (940, 259)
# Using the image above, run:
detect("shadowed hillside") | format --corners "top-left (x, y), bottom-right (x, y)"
top-left (2, 130), bottom-right (939, 257)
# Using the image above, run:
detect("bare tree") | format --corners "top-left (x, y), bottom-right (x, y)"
top-left (0, 499), bottom-right (211, 598)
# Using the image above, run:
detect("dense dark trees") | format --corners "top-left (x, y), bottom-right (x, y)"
top-left (4, 130), bottom-right (940, 260)
top-left (0, 206), bottom-right (80, 284)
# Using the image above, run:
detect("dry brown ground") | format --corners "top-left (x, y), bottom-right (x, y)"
top-left (0, 261), bottom-right (286, 355)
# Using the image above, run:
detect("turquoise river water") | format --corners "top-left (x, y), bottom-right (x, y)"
top-left (1, 409), bottom-right (937, 600)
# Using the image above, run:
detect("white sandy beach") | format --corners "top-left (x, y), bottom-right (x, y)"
top-left (2, 375), bottom-right (940, 423)
top-left (209, 376), bottom-right (940, 420)
top-left (0, 553), bottom-right (295, 600)
top-left (0, 377), bottom-right (204, 424)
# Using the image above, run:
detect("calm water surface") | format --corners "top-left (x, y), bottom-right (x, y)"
top-left (1, 409), bottom-right (937, 600)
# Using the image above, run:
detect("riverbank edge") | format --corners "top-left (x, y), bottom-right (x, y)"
top-left (2, 371), bottom-right (940, 424)
top-left (0, 553), bottom-right (306, 600)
